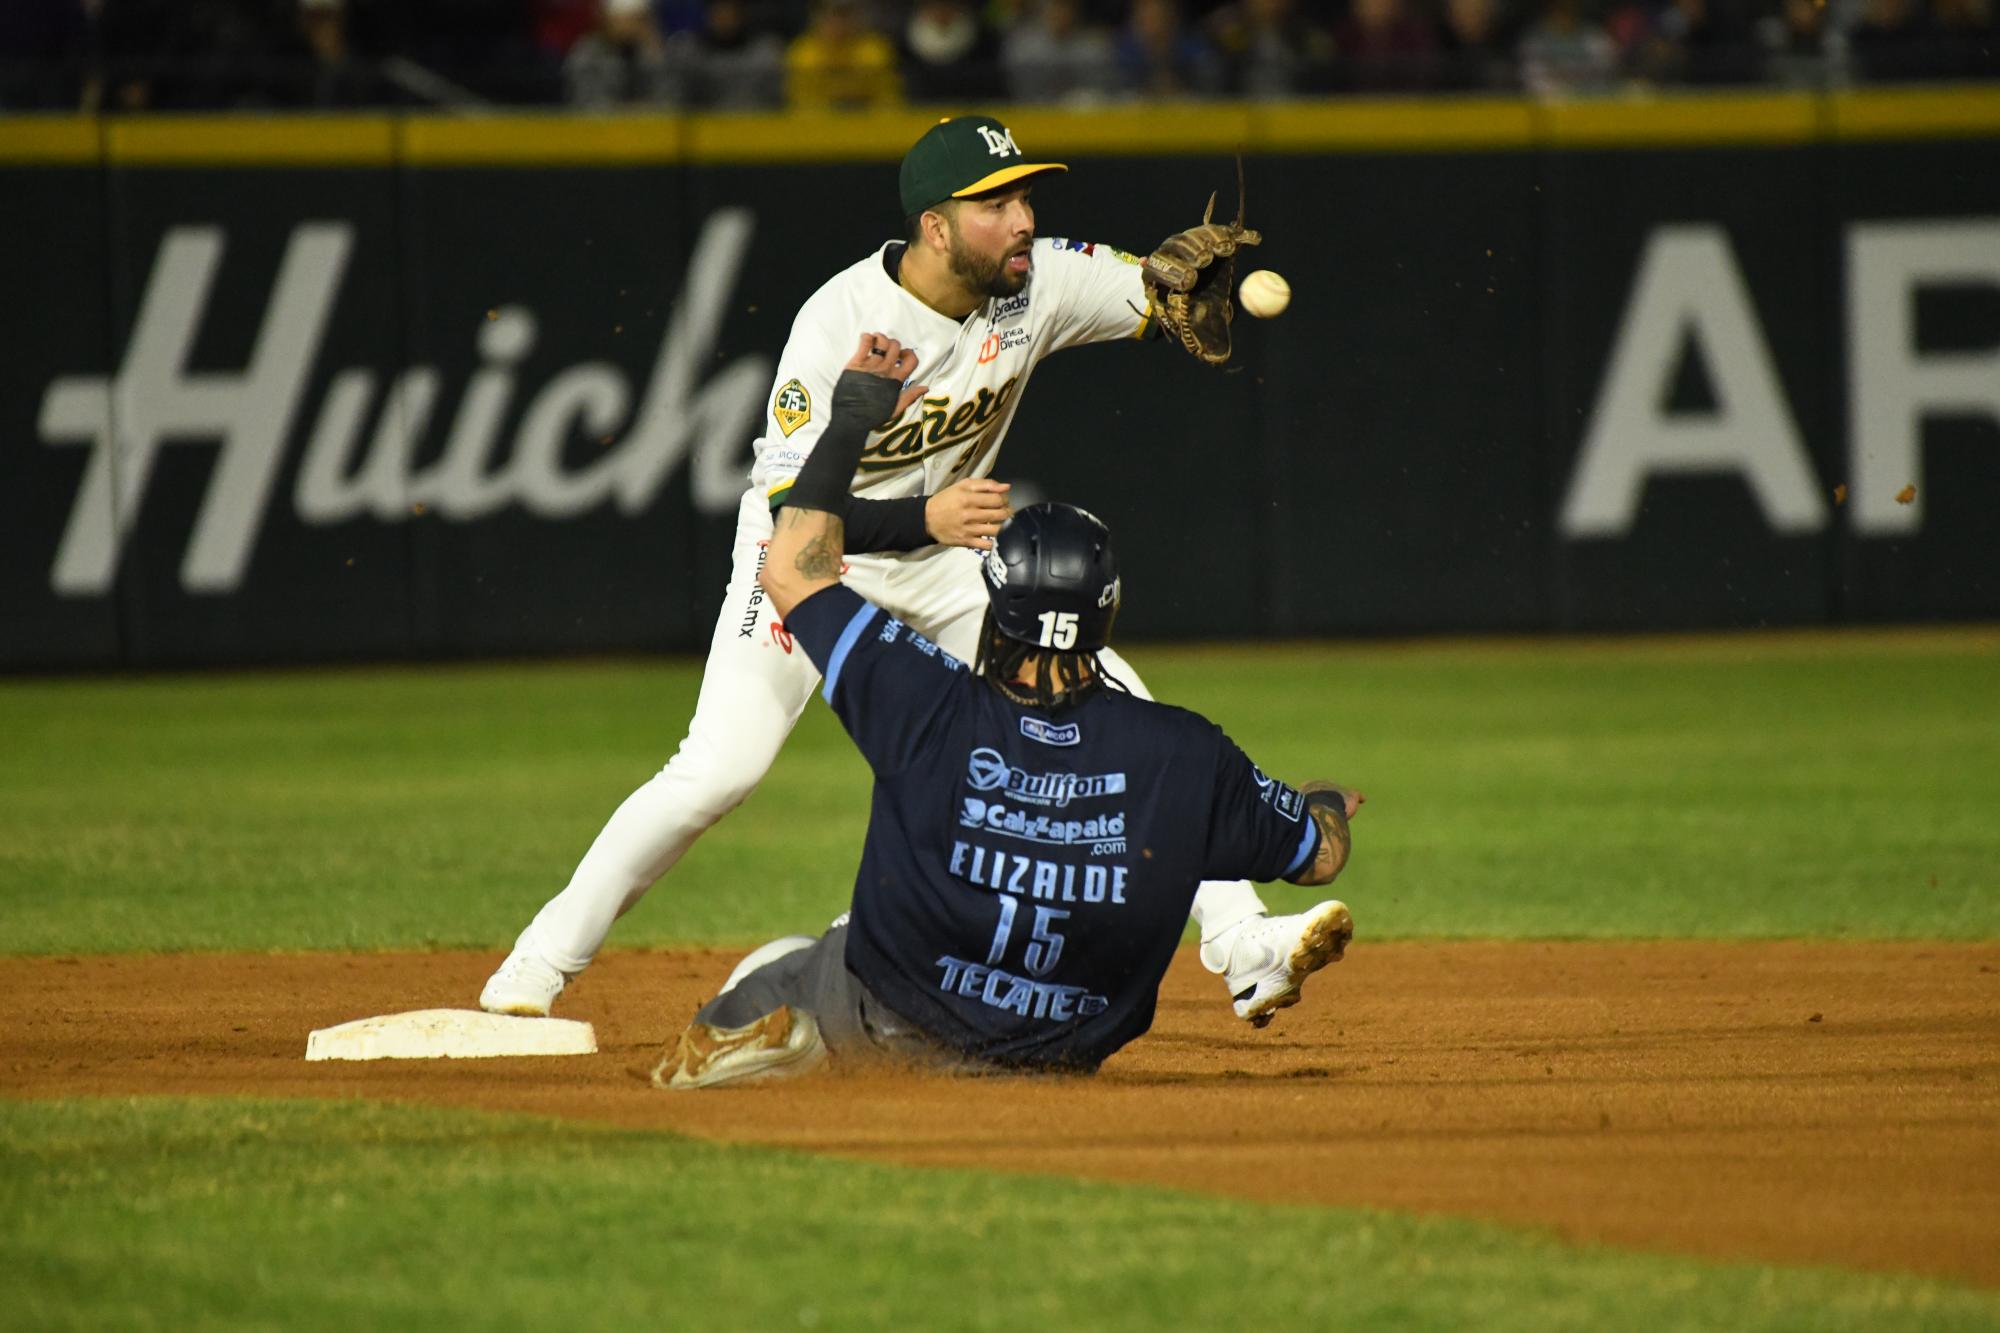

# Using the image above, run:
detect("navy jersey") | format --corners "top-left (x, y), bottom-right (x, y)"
top-left (785, 584), bottom-right (1320, 1072)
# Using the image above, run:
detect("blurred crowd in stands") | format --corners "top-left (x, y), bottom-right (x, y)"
top-left (0, 0), bottom-right (1992, 112)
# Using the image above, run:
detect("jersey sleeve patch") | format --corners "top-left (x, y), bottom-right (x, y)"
top-left (1252, 765), bottom-right (1307, 822)
top-left (1047, 239), bottom-right (1138, 264)
top-left (773, 379), bottom-right (812, 437)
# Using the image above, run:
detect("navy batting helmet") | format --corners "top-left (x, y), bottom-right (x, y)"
top-left (981, 503), bottom-right (1121, 652)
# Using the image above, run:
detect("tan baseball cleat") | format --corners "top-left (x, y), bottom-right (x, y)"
top-left (653, 1005), bottom-right (829, 1091)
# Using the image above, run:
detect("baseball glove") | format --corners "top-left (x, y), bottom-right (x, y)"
top-left (1143, 160), bottom-right (1263, 367)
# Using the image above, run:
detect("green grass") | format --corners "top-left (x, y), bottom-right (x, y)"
top-left (2, 630), bottom-right (1996, 953)
top-left (5, 634), bottom-right (1996, 1328)
top-left (6, 1097), bottom-right (1995, 1333)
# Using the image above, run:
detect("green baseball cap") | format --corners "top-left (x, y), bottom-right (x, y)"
top-left (898, 115), bottom-right (1067, 219)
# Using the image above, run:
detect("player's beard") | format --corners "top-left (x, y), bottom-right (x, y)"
top-left (947, 227), bottom-right (1029, 299)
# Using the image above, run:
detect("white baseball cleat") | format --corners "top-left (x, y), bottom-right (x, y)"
top-left (478, 946), bottom-right (569, 1017)
top-left (718, 935), bottom-right (817, 996)
top-left (653, 1005), bottom-right (828, 1090)
top-left (1209, 901), bottom-right (1354, 1027)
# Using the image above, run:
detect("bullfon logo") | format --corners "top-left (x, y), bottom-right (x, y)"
top-left (37, 210), bottom-right (769, 597)
top-left (966, 746), bottom-right (1125, 808)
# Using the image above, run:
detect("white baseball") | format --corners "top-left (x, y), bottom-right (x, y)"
top-left (1238, 269), bottom-right (1290, 319)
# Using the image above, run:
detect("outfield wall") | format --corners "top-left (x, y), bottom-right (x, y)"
top-left (3, 92), bottom-right (1997, 668)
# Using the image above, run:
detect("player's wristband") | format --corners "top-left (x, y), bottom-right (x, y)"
top-left (784, 370), bottom-right (903, 515)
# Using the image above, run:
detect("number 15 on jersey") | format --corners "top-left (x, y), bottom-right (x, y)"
top-left (987, 895), bottom-right (1070, 978)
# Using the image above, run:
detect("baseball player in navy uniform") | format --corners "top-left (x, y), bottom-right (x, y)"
top-left (654, 334), bottom-right (1363, 1088)
top-left (484, 112), bottom-right (1328, 1030)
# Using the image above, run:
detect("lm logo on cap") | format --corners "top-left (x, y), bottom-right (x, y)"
top-left (975, 124), bottom-right (1020, 159)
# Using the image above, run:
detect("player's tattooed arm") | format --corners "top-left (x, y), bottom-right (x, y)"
top-left (1287, 781), bottom-right (1364, 886)
top-left (762, 505), bottom-right (846, 615)
top-left (787, 509), bottom-right (846, 583)
top-left (760, 333), bottom-right (927, 617)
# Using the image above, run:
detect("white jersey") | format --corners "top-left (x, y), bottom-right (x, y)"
top-left (494, 228), bottom-right (1277, 1000)
top-left (750, 238), bottom-right (1151, 529)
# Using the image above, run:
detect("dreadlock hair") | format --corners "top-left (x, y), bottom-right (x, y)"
top-left (972, 609), bottom-right (1129, 713)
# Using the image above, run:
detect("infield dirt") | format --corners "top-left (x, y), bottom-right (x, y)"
top-left (6, 941), bottom-right (1997, 1288)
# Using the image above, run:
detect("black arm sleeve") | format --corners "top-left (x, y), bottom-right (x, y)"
top-left (768, 492), bottom-right (931, 552)
top-left (782, 369), bottom-right (901, 514)
top-left (839, 495), bottom-right (932, 553)
top-left (775, 368), bottom-right (930, 553)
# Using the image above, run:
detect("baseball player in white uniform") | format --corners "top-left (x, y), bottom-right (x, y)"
top-left (481, 114), bottom-right (1353, 1027)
